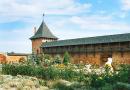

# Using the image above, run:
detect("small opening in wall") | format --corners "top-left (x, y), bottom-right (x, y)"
top-left (37, 49), bottom-right (39, 54)
top-left (108, 54), bottom-right (112, 58)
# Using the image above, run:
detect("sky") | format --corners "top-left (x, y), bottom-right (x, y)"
top-left (0, 0), bottom-right (130, 53)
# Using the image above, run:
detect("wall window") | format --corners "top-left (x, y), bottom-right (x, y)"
top-left (37, 49), bottom-right (39, 54)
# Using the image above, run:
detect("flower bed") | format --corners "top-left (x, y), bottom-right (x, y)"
top-left (2, 63), bottom-right (130, 90)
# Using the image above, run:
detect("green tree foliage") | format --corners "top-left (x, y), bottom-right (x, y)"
top-left (43, 54), bottom-right (52, 66)
top-left (30, 53), bottom-right (41, 65)
top-left (43, 54), bottom-right (51, 60)
top-left (2, 64), bottom-right (80, 81)
top-left (53, 55), bottom-right (62, 64)
top-left (117, 64), bottom-right (130, 83)
top-left (90, 74), bottom-right (105, 90)
top-left (63, 51), bottom-right (70, 65)
top-left (115, 82), bottom-right (130, 90)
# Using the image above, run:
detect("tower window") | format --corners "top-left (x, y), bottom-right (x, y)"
top-left (37, 49), bottom-right (39, 54)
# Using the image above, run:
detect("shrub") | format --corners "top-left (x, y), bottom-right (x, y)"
top-left (117, 64), bottom-right (130, 83)
top-left (19, 57), bottom-right (26, 63)
top-left (90, 74), bottom-right (105, 90)
top-left (2, 64), bottom-right (34, 76)
top-left (2, 64), bottom-right (81, 81)
top-left (52, 80), bottom-right (73, 90)
top-left (43, 54), bottom-right (51, 60)
top-left (3, 63), bottom-right (129, 89)
top-left (53, 55), bottom-right (62, 64)
top-left (42, 54), bottom-right (52, 66)
top-left (104, 65), bottom-right (118, 85)
top-left (31, 53), bottom-right (40, 65)
top-left (63, 51), bottom-right (70, 65)
top-left (45, 66), bottom-right (60, 80)
top-left (115, 82), bottom-right (130, 90)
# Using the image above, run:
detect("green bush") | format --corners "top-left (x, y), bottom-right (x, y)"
top-left (2, 64), bottom-right (35, 76)
top-left (30, 53), bottom-right (41, 65)
top-left (52, 81), bottom-right (72, 90)
top-left (63, 51), bottom-right (70, 65)
top-left (115, 82), bottom-right (130, 90)
top-left (53, 55), bottom-right (62, 64)
top-left (2, 63), bottom-right (130, 89)
top-left (2, 64), bottom-right (80, 81)
top-left (45, 66), bottom-right (60, 80)
top-left (2, 64), bottom-right (17, 76)
top-left (117, 64), bottom-right (130, 83)
top-left (90, 74), bottom-right (105, 90)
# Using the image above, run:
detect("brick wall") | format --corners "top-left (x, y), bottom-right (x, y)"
top-left (72, 53), bottom-right (101, 65)
top-left (50, 53), bottom-right (101, 65)
top-left (32, 38), bottom-right (43, 54)
top-left (0, 53), bottom-right (27, 64)
top-left (32, 38), bottom-right (56, 54)
top-left (47, 51), bottom-right (130, 66)
top-left (7, 56), bottom-right (27, 63)
top-left (113, 52), bottom-right (130, 64)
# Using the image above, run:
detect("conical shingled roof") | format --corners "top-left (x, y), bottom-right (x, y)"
top-left (30, 21), bottom-right (57, 40)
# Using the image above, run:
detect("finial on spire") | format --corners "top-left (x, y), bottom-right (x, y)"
top-left (43, 13), bottom-right (45, 22)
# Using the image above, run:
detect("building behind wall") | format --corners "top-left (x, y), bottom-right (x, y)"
top-left (7, 52), bottom-right (28, 63)
top-left (0, 52), bottom-right (28, 64)
top-left (30, 17), bottom-right (130, 65)
top-left (0, 52), bottom-right (7, 63)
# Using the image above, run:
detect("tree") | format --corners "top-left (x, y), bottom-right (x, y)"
top-left (19, 57), bottom-right (26, 63)
top-left (30, 52), bottom-right (41, 65)
top-left (42, 54), bottom-right (52, 66)
top-left (54, 55), bottom-right (62, 64)
top-left (63, 51), bottom-right (70, 65)
top-left (90, 74), bottom-right (105, 90)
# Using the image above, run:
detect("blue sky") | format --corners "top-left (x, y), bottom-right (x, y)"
top-left (0, 0), bottom-right (130, 53)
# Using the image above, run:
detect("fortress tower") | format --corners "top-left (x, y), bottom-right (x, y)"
top-left (30, 15), bottom-right (58, 54)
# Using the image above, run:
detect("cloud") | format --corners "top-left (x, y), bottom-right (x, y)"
top-left (46, 14), bottom-right (130, 41)
top-left (121, 0), bottom-right (130, 11)
top-left (0, 28), bottom-right (33, 53)
top-left (0, 0), bottom-right (92, 23)
top-left (70, 15), bottom-right (130, 31)
top-left (0, 41), bottom-right (31, 53)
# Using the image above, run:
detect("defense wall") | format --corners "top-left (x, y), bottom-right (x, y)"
top-left (48, 51), bottom-right (130, 66)
top-left (112, 52), bottom-right (130, 64)
top-left (50, 53), bottom-right (102, 65)
top-left (71, 53), bottom-right (101, 65)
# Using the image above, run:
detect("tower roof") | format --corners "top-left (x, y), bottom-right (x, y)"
top-left (30, 21), bottom-right (57, 40)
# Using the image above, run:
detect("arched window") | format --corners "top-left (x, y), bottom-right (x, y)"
top-left (37, 49), bottom-right (39, 54)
